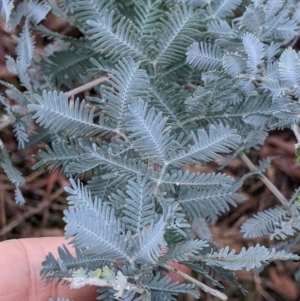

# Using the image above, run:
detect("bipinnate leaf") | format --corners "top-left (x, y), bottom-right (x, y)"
top-left (145, 273), bottom-right (200, 299)
top-left (242, 32), bottom-right (265, 73)
top-left (279, 47), bottom-right (300, 90)
top-left (168, 124), bottom-right (241, 167)
top-left (186, 41), bottom-right (223, 71)
top-left (0, 0), bottom-right (14, 27)
top-left (28, 90), bottom-right (114, 137)
top-left (64, 203), bottom-right (128, 260)
top-left (126, 99), bottom-right (174, 162)
top-left (203, 244), bottom-right (299, 271)
top-left (132, 217), bottom-right (167, 264)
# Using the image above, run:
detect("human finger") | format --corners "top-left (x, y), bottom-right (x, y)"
top-left (0, 237), bottom-right (98, 301)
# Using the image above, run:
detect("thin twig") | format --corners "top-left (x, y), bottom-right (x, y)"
top-left (67, 76), bottom-right (108, 97)
top-left (239, 151), bottom-right (289, 207)
top-left (161, 264), bottom-right (228, 301)
top-left (292, 123), bottom-right (300, 147)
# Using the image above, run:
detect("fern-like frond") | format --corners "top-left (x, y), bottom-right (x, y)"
top-left (134, 0), bottom-right (163, 39)
top-left (155, 4), bottom-right (201, 66)
top-left (32, 139), bottom-right (88, 173)
top-left (204, 0), bottom-right (242, 20)
top-left (269, 217), bottom-right (300, 240)
top-left (259, 77), bottom-right (284, 99)
top-left (214, 36), bottom-right (243, 53)
top-left (66, 143), bottom-right (147, 178)
top-left (278, 47), bottom-right (300, 88)
top-left (181, 0), bottom-right (207, 7)
top-left (13, 120), bottom-right (29, 149)
top-left (86, 177), bottom-right (117, 200)
top-left (65, 178), bottom-right (104, 214)
top-left (122, 176), bottom-right (155, 233)
top-left (27, 0), bottom-right (50, 24)
top-left (185, 76), bottom-right (236, 115)
top-left (87, 12), bottom-right (148, 62)
top-left (261, 5), bottom-right (298, 41)
top-left (241, 206), bottom-right (291, 238)
top-left (8, 2), bottom-right (27, 30)
top-left (126, 99), bottom-right (174, 162)
top-left (264, 0), bottom-right (284, 21)
top-left (0, 139), bottom-right (25, 187)
top-left (3, 56), bottom-right (32, 91)
top-left (43, 49), bottom-right (96, 85)
top-left (0, 0), bottom-right (14, 27)
top-left (235, 5), bottom-right (265, 34)
top-left (102, 57), bottom-right (150, 129)
top-left (186, 42), bottom-right (223, 71)
top-left (241, 96), bottom-right (273, 128)
top-left (207, 264), bottom-right (247, 294)
top-left (0, 79), bottom-right (29, 105)
top-left (275, 19), bottom-right (299, 40)
top-left (156, 60), bottom-right (192, 83)
top-left (160, 170), bottom-right (234, 189)
top-left (41, 244), bottom-right (109, 283)
top-left (5, 55), bottom-right (17, 75)
top-left (149, 82), bottom-right (186, 127)
top-left (241, 188), bottom-right (300, 240)
top-left (69, 0), bottom-right (115, 28)
top-left (167, 124), bottom-right (241, 167)
top-left (9, 0), bottom-right (50, 28)
top-left (218, 96), bottom-right (272, 130)
top-left (88, 56), bottom-right (115, 77)
top-left (191, 217), bottom-right (212, 240)
top-left (64, 203), bottom-right (128, 259)
top-left (28, 90), bottom-right (115, 137)
top-left (222, 53), bottom-right (246, 77)
top-left (96, 287), bottom-right (118, 301)
top-left (265, 42), bottom-right (280, 63)
top-left (186, 259), bottom-right (246, 294)
top-left (131, 217), bottom-right (167, 264)
top-left (242, 33), bottom-right (265, 74)
top-left (145, 273), bottom-right (199, 299)
top-left (178, 181), bottom-right (244, 222)
top-left (207, 19), bottom-right (235, 38)
top-left (1, 92), bottom-right (32, 141)
top-left (14, 186), bottom-right (25, 205)
top-left (160, 239), bottom-right (208, 262)
top-left (16, 20), bottom-right (35, 71)
top-left (158, 197), bottom-right (190, 241)
top-left (202, 244), bottom-right (299, 271)
top-left (0, 150), bottom-right (25, 204)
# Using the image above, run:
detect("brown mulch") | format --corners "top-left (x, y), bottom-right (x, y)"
top-left (1, 14), bottom-right (300, 301)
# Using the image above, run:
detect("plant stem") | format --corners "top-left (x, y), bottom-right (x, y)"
top-left (67, 76), bottom-right (108, 97)
top-left (63, 276), bottom-right (144, 295)
top-left (161, 264), bottom-right (228, 301)
top-left (292, 123), bottom-right (300, 146)
top-left (239, 151), bottom-right (288, 207)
